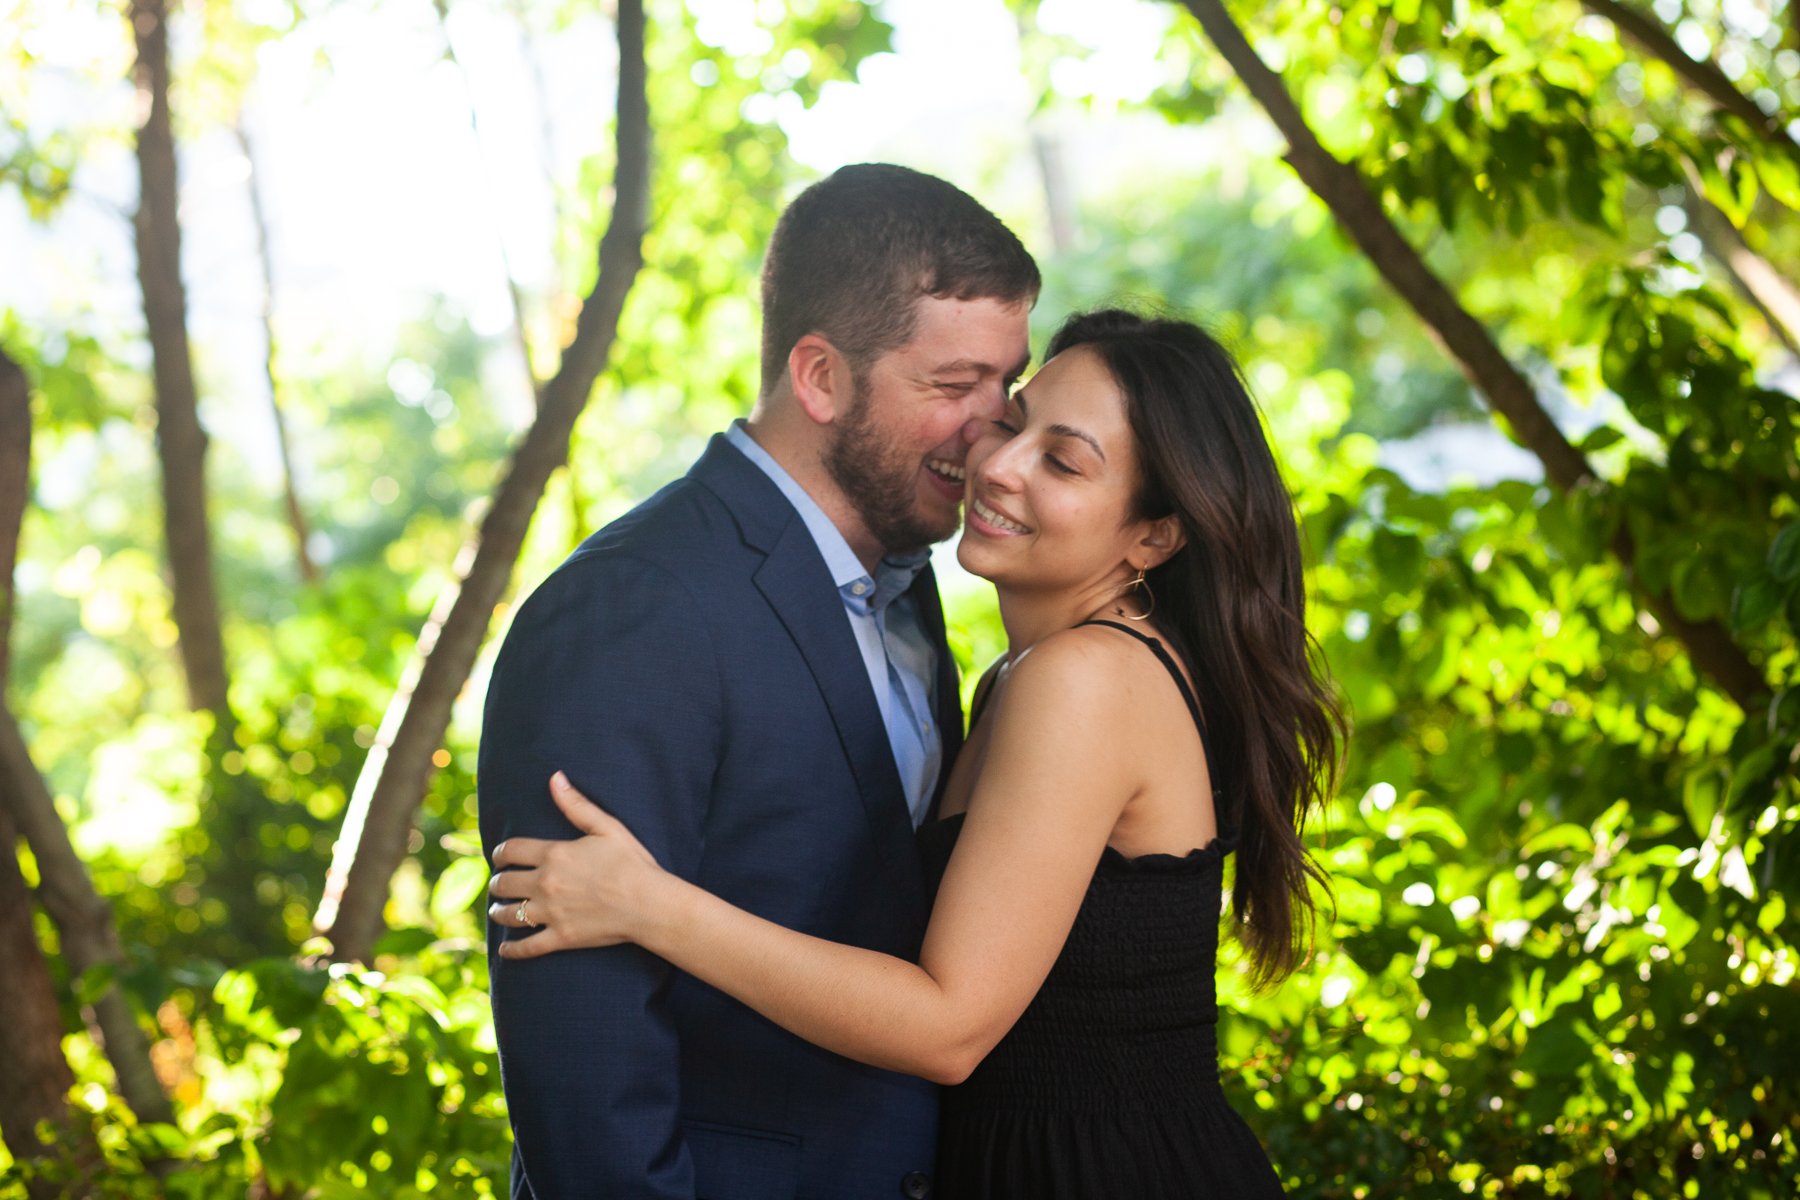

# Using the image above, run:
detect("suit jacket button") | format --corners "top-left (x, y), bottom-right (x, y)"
top-left (900, 1170), bottom-right (932, 1198)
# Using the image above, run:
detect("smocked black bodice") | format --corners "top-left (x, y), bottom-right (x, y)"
top-left (916, 621), bottom-right (1285, 1199)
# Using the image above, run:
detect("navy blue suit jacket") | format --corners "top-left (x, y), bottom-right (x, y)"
top-left (479, 435), bottom-right (964, 1199)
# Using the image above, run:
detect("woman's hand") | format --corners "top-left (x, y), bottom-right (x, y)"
top-left (487, 771), bottom-right (665, 959)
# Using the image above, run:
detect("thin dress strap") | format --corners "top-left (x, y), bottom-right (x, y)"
top-left (1076, 619), bottom-right (1217, 774)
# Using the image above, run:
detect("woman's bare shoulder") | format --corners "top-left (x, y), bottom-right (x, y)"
top-left (998, 623), bottom-right (1167, 715)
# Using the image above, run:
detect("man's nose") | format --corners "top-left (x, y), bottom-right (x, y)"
top-left (969, 381), bottom-right (1007, 422)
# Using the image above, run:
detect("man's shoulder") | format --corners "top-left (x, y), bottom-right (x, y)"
top-left (573, 474), bottom-right (739, 573)
top-left (517, 439), bottom-right (779, 613)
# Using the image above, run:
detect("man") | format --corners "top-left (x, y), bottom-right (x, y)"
top-left (479, 163), bottom-right (1038, 1199)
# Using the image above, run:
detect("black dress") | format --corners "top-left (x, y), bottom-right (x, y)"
top-left (916, 621), bottom-right (1286, 1199)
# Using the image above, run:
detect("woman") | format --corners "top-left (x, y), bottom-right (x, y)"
top-left (488, 310), bottom-right (1343, 1197)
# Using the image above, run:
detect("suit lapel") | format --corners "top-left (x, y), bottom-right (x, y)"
top-left (752, 519), bottom-right (911, 835)
top-left (693, 432), bottom-right (957, 836)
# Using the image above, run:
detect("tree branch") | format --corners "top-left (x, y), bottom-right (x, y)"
top-left (1684, 187), bottom-right (1800, 353)
top-left (131, 0), bottom-right (232, 718)
top-left (1580, 0), bottom-right (1800, 160)
top-left (317, 0), bottom-right (652, 962)
top-left (1175, 0), bottom-right (1771, 710)
top-left (236, 119), bottom-right (319, 584)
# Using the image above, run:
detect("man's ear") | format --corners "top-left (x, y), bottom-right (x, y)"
top-left (787, 334), bottom-right (851, 427)
top-left (1137, 515), bottom-right (1187, 570)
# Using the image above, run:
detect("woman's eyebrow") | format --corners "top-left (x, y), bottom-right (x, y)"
top-left (1015, 395), bottom-right (1105, 460)
top-left (1048, 423), bottom-right (1105, 461)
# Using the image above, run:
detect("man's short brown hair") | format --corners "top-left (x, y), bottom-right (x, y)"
top-left (759, 163), bottom-right (1040, 396)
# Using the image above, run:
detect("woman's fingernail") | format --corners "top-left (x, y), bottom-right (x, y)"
top-left (551, 770), bottom-right (568, 789)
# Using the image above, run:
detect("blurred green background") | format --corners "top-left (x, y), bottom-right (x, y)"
top-left (2, 0), bottom-right (1797, 1195)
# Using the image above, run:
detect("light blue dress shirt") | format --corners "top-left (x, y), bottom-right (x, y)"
top-left (727, 422), bottom-right (942, 826)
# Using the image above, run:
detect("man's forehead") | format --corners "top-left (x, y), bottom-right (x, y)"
top-left (905, 298), bottom-right (1031, 369)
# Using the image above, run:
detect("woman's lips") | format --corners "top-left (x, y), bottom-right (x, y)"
top-left (968, 496), bottom-right (1030, 535)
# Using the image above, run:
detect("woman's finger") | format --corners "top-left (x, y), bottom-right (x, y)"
top-left (488, 870), bottom-right (535, 903)
top-left (548, 771), bottom-right (623, 836)
top-left (492, 837), bottom-right (549, 870)
top-left (497, 928), bottom-right (563, 960)
top-left (488, 897), bottom-right (546, 928)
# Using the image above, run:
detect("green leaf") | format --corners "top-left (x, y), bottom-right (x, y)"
top-left (1370, 527), bottom-right (1426, 592)
top-left (1523, 823), bottom-right (1595, 857)
top-left (1382, 803), bottom-right (1469, 848)
top-left (73, 962), bottom-right (118, 1007)
top-left (1670, 554), bottom-right (1727, 621)
top-left (1577, 426), bottom-right (1624, 453)
top-left (1730, 574), bottom-right (1785, 633)
top-left (1727, 745), bottom-right (1778, 809)
top-left (1768, 523), bottom-right (1800, 583)
top-left (429, 854), bottom-right (490, 929)
top-left (1682, 768), bottom-right (1722, 838)
top-left (1756, 147), bottom-right (1800, 209)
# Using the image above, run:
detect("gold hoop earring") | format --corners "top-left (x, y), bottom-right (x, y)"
top-left (1124, 567), bottom-right (1154, 622)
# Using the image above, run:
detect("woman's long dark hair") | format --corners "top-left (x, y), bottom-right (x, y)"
top-left (1048, 308), bottom-right (1345, 988)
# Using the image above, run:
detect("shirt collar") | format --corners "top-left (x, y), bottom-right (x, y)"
top-left (727, 421), bottom-right (931, 611)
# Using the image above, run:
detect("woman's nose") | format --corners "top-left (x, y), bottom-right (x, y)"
top-left (974, 436), bottom-right (1025, 491)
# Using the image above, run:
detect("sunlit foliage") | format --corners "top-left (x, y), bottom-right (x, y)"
top-left (2, 0), bottom-right (1796, 1195)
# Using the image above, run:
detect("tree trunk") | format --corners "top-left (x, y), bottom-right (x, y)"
top-left (0, 713), bottom-right (176, 1130)
top-left (236, 120), bottom-right (318, 585)
top-left (1580, 0), bottom-right (1800, 159)
top-left (1012, 7), bottom-right (1078, 254)
top-left (0, 349), bottom-right (26, 688)
top-left (316, 0), bottom-right (652, 963)
top-left (131, 0), bottom-right (232, 719)
top-left (1031, 127), bottom-right (1078, 255)
top-left (0, 349), bottom-right (93, 1186)
top-left (1175, 0), bottom-right (1771, 710)
top-left (0, 803), bottom-right (87, 1185)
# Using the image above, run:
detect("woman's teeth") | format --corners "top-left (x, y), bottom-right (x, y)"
top-left (972, 498), bottom-right (1029, 534)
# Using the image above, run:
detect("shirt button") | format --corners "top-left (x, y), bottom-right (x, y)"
top-left (851, 581), bottom-right (870, 596)
top-left (900, 1171), bottom-right (932, 1199)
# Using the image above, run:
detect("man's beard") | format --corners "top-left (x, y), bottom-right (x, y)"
top-left (823, 375), bottom-right (957, 556)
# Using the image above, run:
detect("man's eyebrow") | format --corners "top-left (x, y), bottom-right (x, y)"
top-left (1048, 423), bottom-right (1106, 462)
top-left (932, 354), bottom-right (1034, 378)
top-left (931, 358), bottom-right (999, 375)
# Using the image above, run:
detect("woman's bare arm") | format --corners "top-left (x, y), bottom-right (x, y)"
top-left (489, 630), bottom-right (1141, 1084)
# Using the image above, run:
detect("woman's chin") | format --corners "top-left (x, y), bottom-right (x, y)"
top-left (955, 536), bottom-right (1001, 583)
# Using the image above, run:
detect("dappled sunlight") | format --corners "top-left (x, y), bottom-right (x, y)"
top-left (3, 0), bottom-right (1798, 1194)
